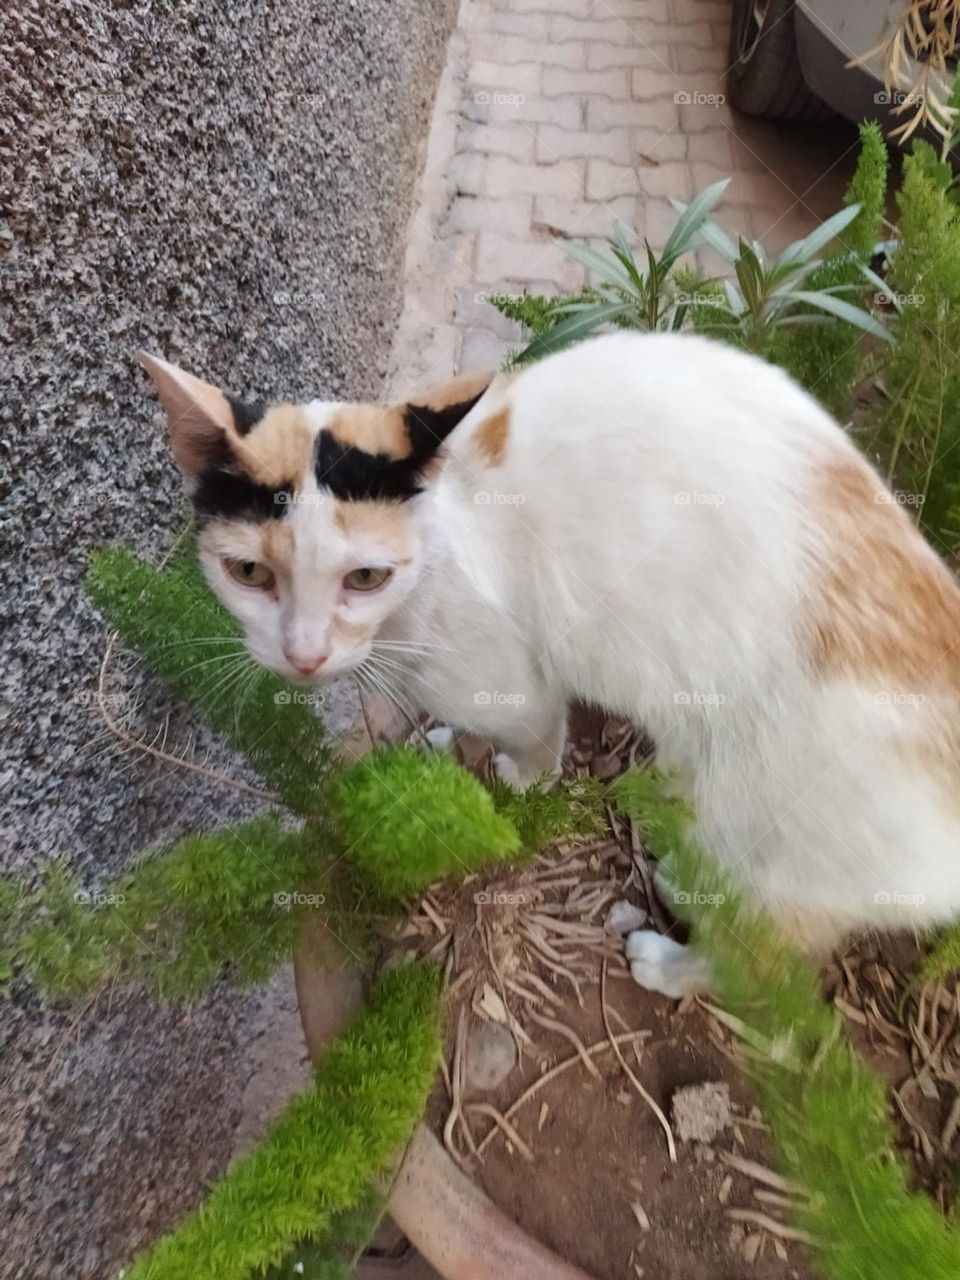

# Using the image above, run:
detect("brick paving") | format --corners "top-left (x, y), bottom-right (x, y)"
top-left (386, 0), bottom-right (858, 394)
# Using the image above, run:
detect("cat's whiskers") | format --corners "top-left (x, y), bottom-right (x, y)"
top-left (373, 638), bottom-right (454, 655)
top-left (355, 660), bottom-right (422, 737)
top-left (154, 635), bottom-right (247, 651)
top-left (198, 653), bottom-right (259, 710)
top-left (177, 649), bottom-right (250, 681)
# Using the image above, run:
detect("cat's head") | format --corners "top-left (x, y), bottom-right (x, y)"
top-left (141, 354), bottom-right (491, 685)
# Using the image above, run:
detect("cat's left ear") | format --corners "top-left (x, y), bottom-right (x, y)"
top-left (399, 370), bottom-right (494, 475)
top-left (139, 353), bottom-right (263, 485)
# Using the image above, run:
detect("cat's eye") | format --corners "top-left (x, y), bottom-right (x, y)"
top-left (225, 559), bottom-right (275, 590)
top-left (343, 567), bottom-right (393, 593)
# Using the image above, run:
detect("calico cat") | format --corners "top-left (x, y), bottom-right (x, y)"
top-left (142, 334), bottom-right (960, 997)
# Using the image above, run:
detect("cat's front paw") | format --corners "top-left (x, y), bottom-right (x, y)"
top-left (625, 930), bottom-right (712, 998)
top-left (421, 725), bottom-right (456, 755)
top-left (493, 751), bottom-right (535, 791)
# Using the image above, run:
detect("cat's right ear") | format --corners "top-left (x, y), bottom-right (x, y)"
top-left (139, 353), bottom-right (237, 485)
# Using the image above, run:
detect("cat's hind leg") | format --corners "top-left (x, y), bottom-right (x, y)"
top-left (625, 931), bottom-right (712, 998)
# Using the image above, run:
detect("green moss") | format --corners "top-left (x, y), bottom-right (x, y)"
top-left (614, 769), bottom-right (960, 1280)
top-left (86, 546), bottom-right (334, 815)
top-left (8, 818), bottom-right (330, 1001)
top-left (921, 920), bottom-right (960, 982)
top-left (125, 965), bottom-right (442, 1280)
top-left (326, 747), bottom-right (522, 897)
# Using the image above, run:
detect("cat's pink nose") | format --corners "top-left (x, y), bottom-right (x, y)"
top-left (285, 650), bottom-right (328, 676)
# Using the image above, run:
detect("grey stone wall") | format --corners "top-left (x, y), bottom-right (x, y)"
top-left (0, 2), bottom-right (454, 1275)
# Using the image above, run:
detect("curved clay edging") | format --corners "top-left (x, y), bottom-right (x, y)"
top-left (389, 1123), bottom-right (595, 1280)
top-left (293, 924), bottom-right (598, 1280)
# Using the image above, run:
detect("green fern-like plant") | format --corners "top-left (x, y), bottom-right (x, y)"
top-left (8, 818), bottom-right (327, 1001)
top-left (8, 536), bottom-right (605, 1280)
top-left (87, 546), bottom-right (335, 816)
top-left (765, 120), bottom-right (889, 416)
top-left (1, 541), bottom-right (601, 1011)
top-left (125, 964), bottom-right (442, 1280)
top-left (921, 919), bottom-right (960, 982)
top-left (327, 747), bottom-right (522, 897)
top-left (614, 770), bottom-right (960, 1280)
top-left (872, 147), bottom-right (960, 557)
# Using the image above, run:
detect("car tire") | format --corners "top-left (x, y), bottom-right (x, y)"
top-left (728, 0), bottom-right (834, 122)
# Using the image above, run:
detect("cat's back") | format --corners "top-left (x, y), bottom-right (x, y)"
top-left (458, 330), bottom-right (960, 715)
top-left (499, 330), bottom-right (840, 472)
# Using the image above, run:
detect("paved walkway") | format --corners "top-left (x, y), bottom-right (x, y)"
top-left (387, 0), bottom-right (857, 393)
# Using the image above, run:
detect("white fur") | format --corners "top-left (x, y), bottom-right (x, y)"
top-left (202, 333), bottom-right (960, 989)
top-left (396, 335), bottom-right (960, 940)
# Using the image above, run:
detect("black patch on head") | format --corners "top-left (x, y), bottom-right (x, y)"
top-left (314, 391), bottom-right (487, 502)
top-left (403, 391), bottom-right (486, 457)
top-left (314, 432), bottom-right (423, 501)
top-left (225, 393), bottom-right (266, 437)
top-left (193, 449), bottom-right (293, 526)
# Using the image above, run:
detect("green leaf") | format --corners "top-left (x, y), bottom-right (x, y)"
top-left (781, 289), bottom-right (892, 339)
top-left (722, 279), bottom-right (746, 316)
top-left (611, 219), bottom-right (645, 292)
top-left (517, 301), bottom-right (631, 361)
top-left (679, 210), bottom-right (739, 263)
top-left (561, 241), bottom-right (635, 292)
top-left (660, 178), bottom-right (731, 269)
top-left (777, 203), bottom-right (862, 266)
top-left (733, 240), bottom-right (764, 315)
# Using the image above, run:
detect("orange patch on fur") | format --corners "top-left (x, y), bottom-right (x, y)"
top-left (333, 499), bottom-right (418, 559)
top-left (236, 404), bottom-right (314, 488)
top-left (336, 616), bottom-right (371, 644)
top-left (327, 405), bottom-right (410, 460)
top-left (260, 518), bottom-right (294, 567)
top-left (473, 406), bottom-right (511, 465)
top-left (804, 456), bottom-right (960, 694)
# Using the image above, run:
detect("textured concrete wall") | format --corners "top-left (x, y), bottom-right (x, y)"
top-left (0, 2), bottom-right (454, 1275)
